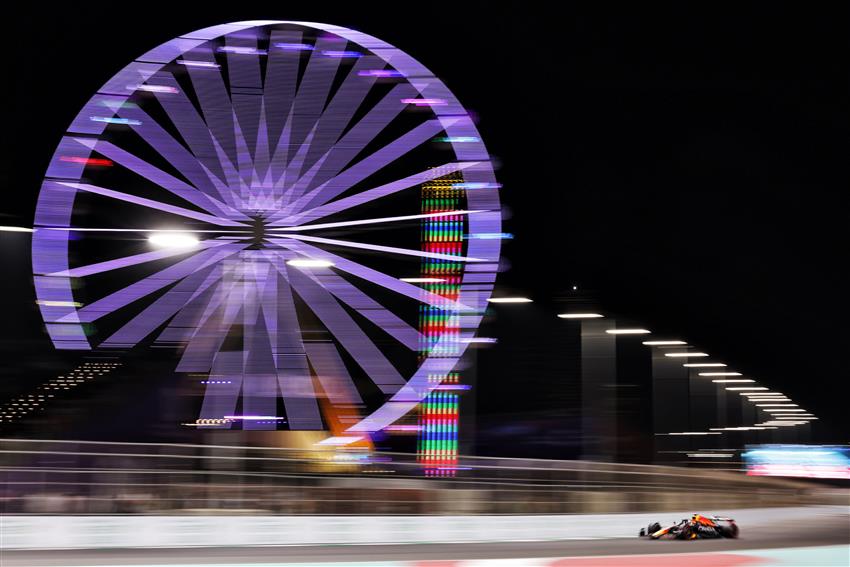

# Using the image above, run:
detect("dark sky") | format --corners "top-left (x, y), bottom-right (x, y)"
top-left (3, 3), bottom-right (848, 441)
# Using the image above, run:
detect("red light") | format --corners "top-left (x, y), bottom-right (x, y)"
top-left (59, 156), bottom-right (113, 167)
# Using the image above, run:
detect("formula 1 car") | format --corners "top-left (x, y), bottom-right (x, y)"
top-left (639, 514), bottom-right (739, 540)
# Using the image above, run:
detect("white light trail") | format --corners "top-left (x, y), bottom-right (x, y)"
top-left (287, 259), bottom-right (335, 268)
top-left (606, 329), bottom-right (651, 335)
top-left (148, 233), bottom-right (199, 248)
top-left (558, 313), bottom-right (605, 319)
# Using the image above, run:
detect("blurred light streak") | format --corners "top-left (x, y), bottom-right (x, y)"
top-left (287, 259), bottom-right (334, 268)
top-left (487, 297), bottom-right (532, 303)
top-left (665, 352), bottom-right (708, 357)
top-left (699, 372), bottom-right (743, 376)
top-left (217, 45), bottom-right (267, 55)
top-left (712, 379), bottom-right (754, 383)
top-left (36, 300), bottom-right (82, 308)
top-left (322, 50), bottom-right (362, 57)
top-left (177, 60), bottom-right (220, 68)
top-left (606, 328), bottom-right (650, 335)
top-left (399, 277), bottom-right (445, 283)
top-left (642, 340), bottom-right (685, 345)
top-left (452, 182), bottom-right (501, 190)
top-left (131, 84), bottom-right (179, 94)
top-left (358, 69), bottom-right (403, 78)
top-left (89, 116), bottom-right (142, 125)
top-left (684, 362), bottom-right (726, 367)
top-left (726, 386), bottom-right (768, 391)
top-left (148, 233), bottom-right (199, 248)
top-left (59, 156), bottom-right (113, 166)
top-left (559, 313), bottom-right (604, 319)
top-left (0, 226), bottom-right (33, 232)
top-left (274, 42), bottom-right (314, 50)
top-left (401, 98), bottom-right (446, 106)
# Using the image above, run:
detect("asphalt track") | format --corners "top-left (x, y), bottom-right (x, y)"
top-left (3, 512), bottom-right (848, 566)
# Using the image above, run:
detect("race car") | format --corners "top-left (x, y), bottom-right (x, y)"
top-left (639, 514), bottom-right (739, 540)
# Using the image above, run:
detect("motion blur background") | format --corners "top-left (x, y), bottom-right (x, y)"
top-left (0, 3), bottom-right (848, 564)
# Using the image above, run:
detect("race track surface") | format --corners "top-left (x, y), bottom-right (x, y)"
top-left (3, 509), bottom-right (848, 566)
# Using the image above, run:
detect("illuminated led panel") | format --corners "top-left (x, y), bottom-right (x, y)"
top-left (417, 174), bottom-right (464, 476)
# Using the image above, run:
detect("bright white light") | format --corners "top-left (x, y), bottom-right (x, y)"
top-left (665, 352), bottom-right (708, 358)
top-left (148, 233), bottom-right (199, 248)
top-left (726, 387), bottom-right (768, 391)
top-left (765, 409), bottom-right (807, 413)
top-left (287, 259), bottom-right (334, 268)
top-left (0, 226), bottom-right (33, 232)
top-left (399, 277), bottom-right (445, 283)
top-left (642, 340), bottom-right (686, 345)
top-left (712, 379), bottom-right (754, 383)
top-left (487, 297), bottom-right (533, 304)
top-left (699, 372), bottom-right (742, 376)
top-left (755, 404), bottom-right (798, 407)
top-left (558, 313), bottom-right (604, 319)
top-left (36, 300), bottom-right (82, 308)
top-left (606, 329), bottom-right (651, 335)
top-left (683, 362), bottom-right (726, 367)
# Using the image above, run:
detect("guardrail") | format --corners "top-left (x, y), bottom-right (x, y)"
top-left (0, 438), bottom-right (838, 515)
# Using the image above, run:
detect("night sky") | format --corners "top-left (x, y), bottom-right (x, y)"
top-left (3, 3), bottom-right (847, 444)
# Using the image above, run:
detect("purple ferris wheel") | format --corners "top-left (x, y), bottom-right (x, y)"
top-left (32, 21), bottom-right (501, 443)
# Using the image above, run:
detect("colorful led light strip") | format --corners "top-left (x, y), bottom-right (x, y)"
top-left (417, 174), bottom-right (465, 476)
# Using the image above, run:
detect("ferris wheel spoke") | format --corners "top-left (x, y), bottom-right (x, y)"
top-left (284, 55), bottom-right (382, 186)
top-left (278, 126), bottom-right (319, 207)
top-left (67, 242), bottom-right (249, 323)
top-left (56, 182), bottom-right (248, 227)
top-left (305, 341), bottom-right (365, 406)
top-left (271, 82), bottom-right (417, 205)
top-left (285, 36), bottom-right (347, 167)
top-left (299, 268), bottom-right (423, 350)
top-left (156, 272), bottom-right (229, 344)
top-left (71, 137), bottom-right (247, 221)
top-left (176, 279), bottom-right (244, 373)
top-left (183, 46), bottom-right (239, 167)
top-left (260, 265), bottom-right (323, 429)
top-left (197, 350), bottom-right (243, 427)
top-left (272, 161), bottom-right (482, 226)
top-left (273, 209), bottom-right (485, 233)
top-left (285, 117), bottom-right (459, 217)
top-left (285, 266), bottom-right (405, 395)
top-left (268, 243), bottom-right (470, 313)
top-left (234, 112), bottom-right (259, 190)
top-left (263, 30), bottom-right (302, 173)
top-left (100, 264), bottom-right (222, 348)
top-left (48, 237), bottom-right (231, 278)
top-left (148, 72), bottom-right (230, 187)
top-left (110, 103), bottom-right (237, 210)
top-left (269, 233), bottom-right (485, 263)
top-left (225, 35), bottom-right (264, 172)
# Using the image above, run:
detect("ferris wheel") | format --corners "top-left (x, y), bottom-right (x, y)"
top-left (32, 21), bottom-right (501, 442)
